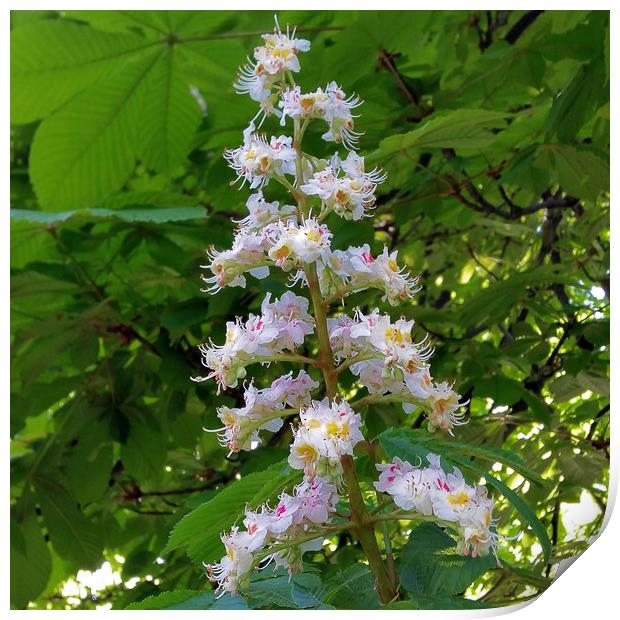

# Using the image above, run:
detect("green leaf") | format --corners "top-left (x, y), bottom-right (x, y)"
top-left (126, 589), bottom-right (248, 610)
top-left (323, 564), bottom-right (380, 609)
top-left (120, 408), bottom-right (167, 483)
top-left (33, 476), bottom-right (103, 568)
top-left (385, 596), bottom-right (489, 610)
top-left (399, 522), bottom-right (496, 597)
top-left (11, 509), bottom-right (52, 609)
top-left (575, 370), bottom-right (609, 398)
top-left (10, 20), bottom-right (152, 123)
top-left (535, 144), bottom-right (609, 202)
top-left (163, 460), bottom-right (301, 565)
top-left (247, 572), bottom-right (328, 609)
top-left (545, 59), bottom-right (606, 143)
top-left (137, 46), bottom-right (202, 174)
top-left (475, 376), bottom-right (524, 405)
top-left (459, 265), bottom-right (567, 330)
top-left (11, 206), bottom-right (206, 225)
top-left (29, 50), bottom-right (161, 210)
top-left (369, 109), bottom-right (509, 164)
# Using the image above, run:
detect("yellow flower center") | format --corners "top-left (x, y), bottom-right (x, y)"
top-left (296, 443), bottom-right (318, 463)
top-left (222, 411), bottom-right (236, 427)
top-left (335, 189), bottom-right (349, 204)
top-left (448, 491), bottom-right (470, 507)
top-left (306, 228), bottom-right (322, 242)
top-left (274, 245), bottom-right (291, 261)
top-left (326, 421), bottom-right (340, 437)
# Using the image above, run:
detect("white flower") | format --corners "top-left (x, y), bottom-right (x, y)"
top-left (279, 83), bottom-right (362, 149)
top-left (289, 398), bottom-right (365, 473)
top-left (234, 18), bottom-right (310, 120)
top-left (279, 82), bottom-right (361, 150)
top-left (292, 476), bottom-right (339, 525)
top-left (267, 370), bottom-right (320, 409)
top-left (301, 153), bottom-right (385, 221)
top-left (430, 467), bottom-right (477, 522)
top-left (225, 122), bottom-right (296, 189)
top-left (206, 527), bottom-right (256, 596)
top-left (193, 293), bottom-right (314, 392)
top-left (234, 191), bottom-right (297, 231)
top-left (321, 82), bottom-right (363, 149)
top-left (288, 429), bottom-right (322, 475)
top-left (458, 504), bottom-right (500, 561)
top-left (201, 229), bottom-right (270, 293)
top-left (209, 370), bottom-right (319, 453)
top-left (268, 218), bottom-right (332, 268)
top-left (350, 359), bottom-right (404, 396)
top-left (426, 381), bottom-right (467, 435)
top-left (375, 454), bottom-right (501, 561)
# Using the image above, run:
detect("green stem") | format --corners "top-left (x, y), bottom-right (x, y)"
top-left (253, 524), bottom-right (343, 562)
top-left (335, 353), bottom-right (382, 375)
top-left (352, 393), bottom-right (430, 412)
top-left (372, 511), bottom-right (458, 532)
top-left (376, 491), bottom-right (397, 587)
top-left (253, 352), bottom-right (319, 367)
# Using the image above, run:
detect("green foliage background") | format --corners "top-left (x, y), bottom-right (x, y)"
top-left (10, 9), bottom-right (609, 610)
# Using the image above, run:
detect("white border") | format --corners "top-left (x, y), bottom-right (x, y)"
top-left (4, 2), bottom-right (616, 618)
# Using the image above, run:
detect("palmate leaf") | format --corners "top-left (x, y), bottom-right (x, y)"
top-left (120, 407), bottom-right (168, 484)
top-left (10, 508), bottom-right (52, 609)
top-left (33, 476), bottom-right (103, 569)
top-left (163, 460), bottom-right (301, 565)
top-left (385, 596), bottom-right (490, 610)
top-left (29, 50), bottom-right (162, 211)
top-left (458, 264), bottom-right (568, 330)
top-left (368, 109), bottom-right (511, 165)
top-left (25, 21), bottom-right (203, 209)
top-left (398, 522), bottom-right (496, 598)
top-left (11, 190), bottom-right (205, 225)
top-left (10, 20), bottom-right (153, 124)
top-left (247, 572), bottom-right (330, 609)
top-left (11, 205), bottom-right (206, 225)
top-left (137, 46), bottom-right (203, 174)
top-left (534, 143), bottom-right (610, 202)
top-left (322, 564), bottom-right (380, 609)
top-left (125, 589), bottom-right (248, 610)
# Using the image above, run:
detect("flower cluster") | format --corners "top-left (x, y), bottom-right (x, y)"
top-left (328, 309), bottom-right (466, 434)
top-left (207, 476), bottom-right (339, 596)
top-left (235, 19), bottom-right (310, 119)
top-left (203, 202), bottom-right (415, 303)
top-left (193, 292), bottom-right (314, 392)
top-left (279, 82), bottom-right (362, 149)
top-left (301, 152), bottom-right (386, 220)
top-left (321, 243), bottom-right (419, 304)
top-left (289, 398), bottom-right (365, 476)
top-left (211, 370), bottom-right (319, 453)
top-left (375, 455), bottom-right (500, 561)
top-left (224, 123), bottom-right (297, 190)
top-left (198, 17), bottom-right (487, 600)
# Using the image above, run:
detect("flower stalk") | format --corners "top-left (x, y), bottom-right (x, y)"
top-left (197, 17), bottom-right (493, 602)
